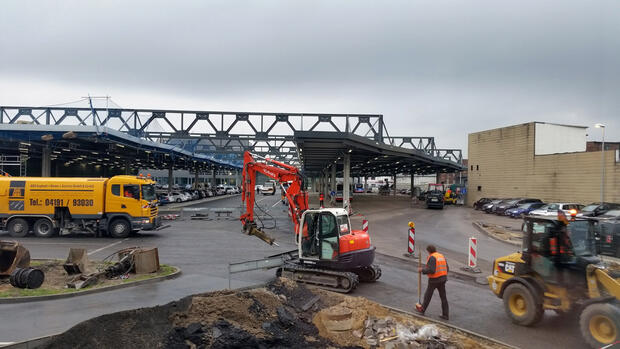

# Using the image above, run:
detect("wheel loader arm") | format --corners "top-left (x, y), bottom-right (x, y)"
top-left (586, 265), bottom-right (620, 301)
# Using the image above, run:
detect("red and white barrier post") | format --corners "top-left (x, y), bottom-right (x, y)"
top-left (468, 237), bottom-right (477, 268)
top-left (407, 221), bottom-right (416, 255)
top-left (362, 219), bottom-right (369, 234)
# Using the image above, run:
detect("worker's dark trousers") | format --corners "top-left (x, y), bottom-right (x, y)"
top-left (422, 279), bottom-right (449, 317)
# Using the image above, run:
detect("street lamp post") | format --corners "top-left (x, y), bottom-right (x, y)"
top-left (595, 123), bottom-right (606, 203)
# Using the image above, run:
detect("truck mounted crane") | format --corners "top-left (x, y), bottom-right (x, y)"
top-left (240, 151), bottom-right (381, 293)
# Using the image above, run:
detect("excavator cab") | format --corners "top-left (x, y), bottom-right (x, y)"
top-left (298, 209), bottom-right (344, 262)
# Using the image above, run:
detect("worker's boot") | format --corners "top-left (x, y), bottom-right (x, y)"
top-left (439, 314), bottom-right (449, 321)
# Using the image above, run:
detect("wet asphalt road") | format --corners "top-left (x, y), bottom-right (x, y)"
top-left (0, 194), bottom-right (588, 348)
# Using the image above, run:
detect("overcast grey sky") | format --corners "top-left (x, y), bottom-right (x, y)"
top-left (1, 1), bottom-right (618, 154)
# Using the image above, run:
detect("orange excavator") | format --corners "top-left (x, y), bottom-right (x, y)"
top-left (240, 151), bottom-right (381, 292)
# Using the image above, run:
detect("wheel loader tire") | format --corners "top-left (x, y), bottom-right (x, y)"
top-left (502, 283), bottom-right (543, 326)
top-left (7, 218), bottom-right (29, 237)
top-left (579, 303), bottom-right (620, 348)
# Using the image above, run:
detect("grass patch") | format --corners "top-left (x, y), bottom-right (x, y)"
top-left (121, 264), bottom-right (177, 283)
top-left (0, 287), bottom-right (78, 298)
top-left (0, 264), bottom-right (178, 299)
top-left (29, 259), bottom-right (63, 267)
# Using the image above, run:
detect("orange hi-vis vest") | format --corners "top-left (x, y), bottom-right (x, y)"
top-left (427, 252), bottom-right (448, 279)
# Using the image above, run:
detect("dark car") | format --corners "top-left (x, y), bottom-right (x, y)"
top-left (483, 199), bottom-right (505, 213)
top-left (505, 202), bottom-right (546, 218)
top-left (426, 190), bottom-right (444, 209)
top-left (474, 198), bottom-right (495, 210)
top-left (157, 194), bottom-right (170, 205)
top-left (595, 210), bottom-right (620, 257)
top-left (496, 198), bottom-right (542, 215)
top-left (577, 202), bottom-right (620, 218)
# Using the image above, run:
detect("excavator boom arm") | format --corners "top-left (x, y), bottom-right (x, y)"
top-left (240, 151), bottom-right (308, 242)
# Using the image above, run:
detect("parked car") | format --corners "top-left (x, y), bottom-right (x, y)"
top-left (489, 199), bottom-right (514, 214)
top-left (354, 184), bottom-right (365, 193)
top-left (474, 198), bottom-right (496, 210)
top-left (157, 194), bottom-right (170, 205)
top-left (577, 202), bottom-right (620, 218)
top-left (215, 185), bottom-right (226, 195)
top-left (224, 186), bottom-right (237, 194)
top-left (529, 203), bottom-right (584, 217)
top-left (164, 192), bottom-right (185, 203)
top-left (483, 199), bottom-right (504, 213)
top-left (595, 211), bottom-right (620, 257)
top-left (261, 181), bottom-right (276, 195)
top-left (505, 202), bottom-right (546, 218)
top-left (496, 198), bottom-right (542, 215)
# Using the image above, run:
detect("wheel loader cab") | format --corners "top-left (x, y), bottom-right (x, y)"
top-left (520, 218), bottom-right (600, 283)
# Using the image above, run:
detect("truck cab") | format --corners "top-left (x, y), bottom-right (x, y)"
top-left (104, 176), bottom-right (160, 237)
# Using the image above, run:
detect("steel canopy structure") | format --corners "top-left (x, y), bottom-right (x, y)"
top-left (0, 105), bottom-right (463, 177)
top-left (296, 131), bottom-right (464, 176)
top-left (0, 124), bottom-right (240, 177)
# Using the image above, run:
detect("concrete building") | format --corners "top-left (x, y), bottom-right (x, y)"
top-left (467, 122), bottom-right (620, 206)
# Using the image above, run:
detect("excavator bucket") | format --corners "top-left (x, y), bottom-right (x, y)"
top-left (243, 223), bottom-right (276, 245)
top-left (0, 240), bottom-right (30, 276)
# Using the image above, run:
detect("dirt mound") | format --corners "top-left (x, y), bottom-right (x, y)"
top-left (41, 296), bottom-right (193, 349)
top-left (41, 278), bottom-right (507, 349)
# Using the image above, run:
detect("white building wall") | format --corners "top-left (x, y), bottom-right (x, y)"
top-left (534, 123), bottom-right (586, 155)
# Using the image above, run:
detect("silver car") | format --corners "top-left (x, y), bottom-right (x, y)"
top-left (529, 203), bottom-right (584, 217)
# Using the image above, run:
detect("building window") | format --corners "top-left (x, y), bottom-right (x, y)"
top-left (477, 186), bottom-right (482, 191)
top-left (476, 165), bottom-right (479, 171)
top-left (470, 165), bottom-right (473, 171)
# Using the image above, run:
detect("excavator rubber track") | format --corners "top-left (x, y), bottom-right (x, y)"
top-left (277, 262), bottom-right (360, 293)
top-left (355, 264), bottom-right (382, 282)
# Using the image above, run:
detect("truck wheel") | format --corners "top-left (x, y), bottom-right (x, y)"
top-left (580, 303), bottom-right (620, 348)
top-left (33, 219), bottom-right (55, 238)
top-left (176, 198), bottom-right (181, 203)
top-left (109, 219), bottom-right (130, 238)
top-left (7, 218), bottom-right (29, 237)
top-left (502, 283), bottom-right (543, 326)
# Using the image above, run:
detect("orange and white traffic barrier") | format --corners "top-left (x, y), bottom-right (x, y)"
top-left (468, 237), bottom-right (477, 268)
top-left (362, 219), bottom-right (369, 233)
top-left (407, 221), bottom-right (415, 255)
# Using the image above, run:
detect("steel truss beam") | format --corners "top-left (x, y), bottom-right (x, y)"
top-left (0, 106), bottom-right (462, 168)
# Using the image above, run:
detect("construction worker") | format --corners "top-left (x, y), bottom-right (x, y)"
top-left (416, 245), bottom-right (449, 320)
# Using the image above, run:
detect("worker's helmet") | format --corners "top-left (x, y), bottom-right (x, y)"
top-left (408, 221), bottom-right (415, 228)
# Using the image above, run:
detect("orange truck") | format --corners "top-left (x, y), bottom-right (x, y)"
top-left (0, 175), bottom-right (160, 238)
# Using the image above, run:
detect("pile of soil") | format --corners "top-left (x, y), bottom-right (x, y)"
top-left (41, 278), bottom-right (508, 349)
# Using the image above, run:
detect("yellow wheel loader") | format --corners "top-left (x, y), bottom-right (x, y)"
top-left (488, 215), bottom-right (620, 348)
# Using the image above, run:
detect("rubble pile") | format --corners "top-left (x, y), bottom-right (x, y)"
top-left (357, 316), bottom-right (456, 349)
top-left (41, 278), bottom-right (508, 349)
top-left (313, 297), bottom-right (468, 349)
